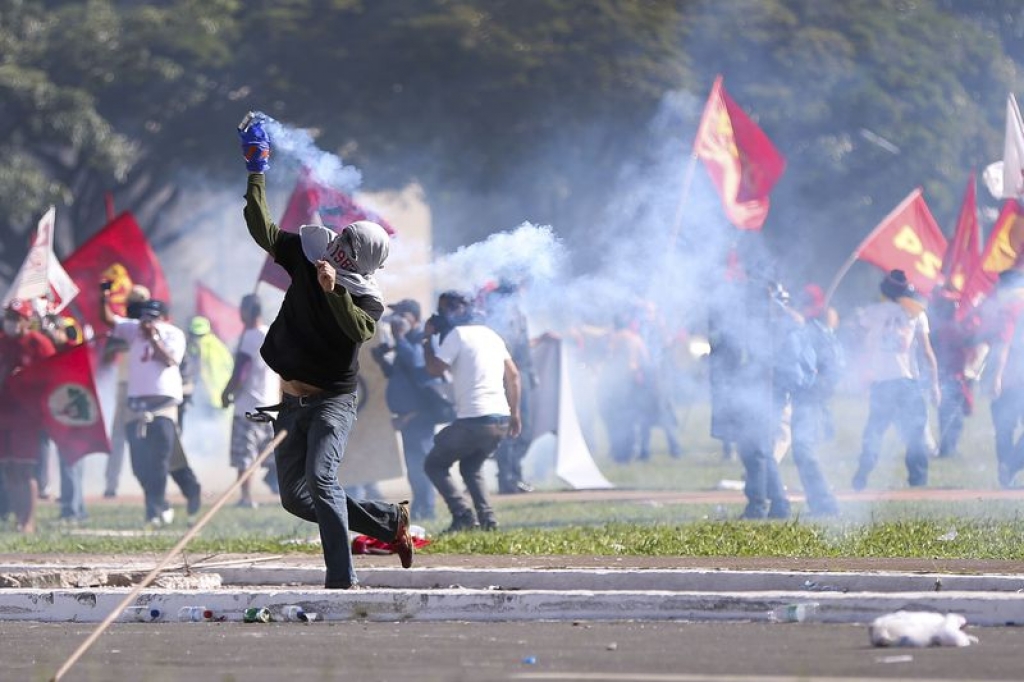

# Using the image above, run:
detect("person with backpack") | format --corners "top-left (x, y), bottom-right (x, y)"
top-left (788, 284), bottom-right (841, 516)
top-left (851, 270), bottom-right (939, 490)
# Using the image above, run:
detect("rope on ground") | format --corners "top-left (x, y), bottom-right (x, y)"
top-left (50, 428), bottom-right (288, 682)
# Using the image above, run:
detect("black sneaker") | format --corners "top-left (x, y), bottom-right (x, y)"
top-left (441, 511), bottom-right (480, 534)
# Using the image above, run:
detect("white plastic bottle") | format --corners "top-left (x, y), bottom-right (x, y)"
top-left (768, 602), bottom-right (820, 623)
top-left (280, 605), bottom-right (310, 622)
top-left (178, 606), bottom-right (213, 622)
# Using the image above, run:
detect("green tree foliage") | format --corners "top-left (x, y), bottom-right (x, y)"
top-left (0, 0), bottom-right (1019, 292)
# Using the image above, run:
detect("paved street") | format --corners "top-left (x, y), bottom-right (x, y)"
top-left (10, 620), bottom-right (1018, 682)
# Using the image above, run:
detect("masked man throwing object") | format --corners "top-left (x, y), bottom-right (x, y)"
top-left (238, 113), bottom-right (412, 589)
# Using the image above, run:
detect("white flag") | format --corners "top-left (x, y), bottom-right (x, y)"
top-left (48, 258), bottom-right (80, 314)
top-left (1, 206), bottom-right (79, 313)
top-left (984, 94), bottom-right (1024, 200)
top-left (3, 206), bottom-right (56, 306)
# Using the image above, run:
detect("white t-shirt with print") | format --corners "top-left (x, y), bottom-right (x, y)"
top-left (860, 300), bottom-right (929, 383)
top-left (234, 325), bottom-right (280, 415)
top-left (436, 325), bottom-right (512, 419)
top-left (112, 317), bottom-right (187, 401)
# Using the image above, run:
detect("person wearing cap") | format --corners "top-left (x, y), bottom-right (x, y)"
top-left (422, 291), bottom-right (521, 532)
top-left (103, 284), bottom-right (152, 498)
top-left (238, 114), bottom-right (413, 588)
top-left (0, 300), bottom-right (56, 533)
top-left (370, 298), bottom-right (439, 520)
top-left (100, 292), bottom-right (196, 526)
top-left (181, 315), bottom-right (233, 431)
top-left (221, 294), bottom-right (281, 507)
top-left (851, 269), bottom-right (939, 490)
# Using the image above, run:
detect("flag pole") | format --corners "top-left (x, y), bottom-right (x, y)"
top-left (667, 153), bottom-right (699, 251)
top-left (824, 187), bottom-right (923, 304)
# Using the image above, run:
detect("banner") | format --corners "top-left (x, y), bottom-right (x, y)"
top-left (2, 343), bottom-right (109, 464)
top-left (961, 200), bottom-right (1024, 309)
top-left (1, 207), bottom-right (75, 310)
top-left (693, 75), bottom-right (786, 230)
top-left (940, 173), bottom-right (981, 293)
top-left (258, 169), bottom-right (395, 290)
top-left (195, 283), bottom-right (244, 347)
top-left (982, 94), bottom-right (1024, 200)
top-left (855, 189), bottom-right (947, 295)
top-left (62, 212), bottom-right (170, 334)
top-left (525, 336), bottom-right (613, 490)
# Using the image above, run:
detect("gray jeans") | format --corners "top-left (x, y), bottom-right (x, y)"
top-left (424, 416), bottom-right (509, 525)
top-left (273, 392), bottom-right (401, 589)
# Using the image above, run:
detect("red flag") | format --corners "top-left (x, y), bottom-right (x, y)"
top-left (258, 169), bottom-right (396, 290)
top-left (1, 343), bottom-right (109, 464)
top-left (856, 189), bottom-right (947, 295)
top-left (961, 200), bottom-right (1024, 310)
top-left (195, 283), bottom-right (244, 346)
top-left (62, 212), bottom-right (170, 333)
top-left (940, 173), bottom-right (981, 293)
top-left (693, 76), bottom-right (786, 230)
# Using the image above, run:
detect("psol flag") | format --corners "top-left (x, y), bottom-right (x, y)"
top-left (62, 212), bottom-right (170, 334)
top-left (693, 75), bottom-right (786, 231)
top-left (856, 188), bottom-right (947, 295)
top-left (3, 343), bottom-right (109, 464)
top-left (961, 200), bottom-right (1024, 309)
top-left (940, 173), bottom-right (981, 293)
top-left (257, 169), bottom-right (396, 290)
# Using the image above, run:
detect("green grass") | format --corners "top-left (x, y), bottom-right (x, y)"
top-left (1, 394), bottom-right (1019, 559)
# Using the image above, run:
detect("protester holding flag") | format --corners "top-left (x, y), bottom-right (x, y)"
top-left (929, 287), bottom-right (978, 459)
top-left (0, 299), bottom-right (57, 533)
top-left (851, 270), bottom-right (939, 491)
top-left (238, 112), bottom-right (413, 588)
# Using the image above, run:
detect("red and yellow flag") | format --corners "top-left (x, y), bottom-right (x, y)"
top-left (940, 173), bottom-right (981, 292)
top-left (62, 212), bottom-right (170, 333)
top-left (856, 189), bottom-right (947, 295)
top-left (693, 76), bottom-right (786, 231)
top-left (960, 200), bottom-right (1024, 309)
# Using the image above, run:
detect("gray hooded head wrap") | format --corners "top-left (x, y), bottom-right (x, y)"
top-left (299, 221), bottom-right (390, 303)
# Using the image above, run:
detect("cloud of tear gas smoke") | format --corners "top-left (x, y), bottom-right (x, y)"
top-left (259, 113), bottom-right (363, 191)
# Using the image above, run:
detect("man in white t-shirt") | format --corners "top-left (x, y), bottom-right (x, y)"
top-left (222, 294), bottom-right (281, 507)
top-left (100, 292), bottom-right (190, 525)
top-left (422, 291), bottom-right (521, 532)
top-left (852, 270), bottom-right (939, 490)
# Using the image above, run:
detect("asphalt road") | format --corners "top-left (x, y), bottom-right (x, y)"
top-left (12, 620), bottom-right (1020, 682)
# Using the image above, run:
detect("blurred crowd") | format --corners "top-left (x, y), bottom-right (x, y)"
top-left (3, 258), bottom-right (1023, 533)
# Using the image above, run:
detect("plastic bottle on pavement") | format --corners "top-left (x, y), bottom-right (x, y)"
top-left (123, 606), bottom-right (162, 622)
top-left (178, 606), bottom-right (214, 622)
top-left (768, 602), bottom-right (820, 623)
top-left (280, 605), bottom-right (312, 622)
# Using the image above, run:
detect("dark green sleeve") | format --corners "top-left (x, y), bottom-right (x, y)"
top-left (242, 173), bottom-right (281, 257)
top-left (325, 288), bottom-right (378, 343)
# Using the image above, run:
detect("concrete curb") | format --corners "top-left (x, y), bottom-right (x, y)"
top-left (1, 587), bottom-right (1023, 625)
top-left (3, 565), bottom-right (1023, 593)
